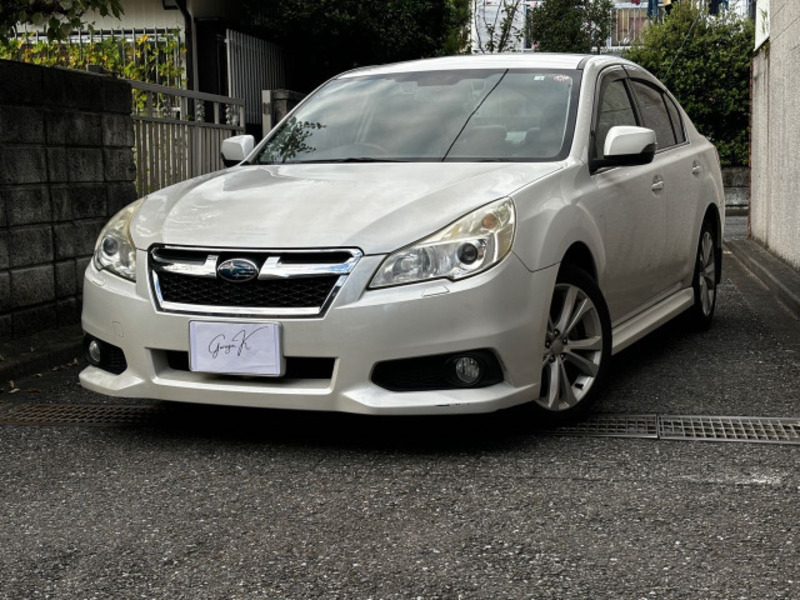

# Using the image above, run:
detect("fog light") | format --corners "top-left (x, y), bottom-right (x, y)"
top-left (87, 340), bottom-right (102, 364)
top-left (454, 356), bottom-right (481, 385)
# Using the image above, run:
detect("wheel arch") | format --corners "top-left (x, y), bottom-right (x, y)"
top-left (559, 242), bottom-right (598, 282)
top-left (513, 201), bottom-right (607, 287)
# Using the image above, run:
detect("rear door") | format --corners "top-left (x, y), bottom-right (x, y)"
top-left (627, 77), bottom-right (699, 293)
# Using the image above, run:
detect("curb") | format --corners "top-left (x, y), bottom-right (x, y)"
top-left (725, 239), bottom-right (800, 318)
top-left (0, 325), bottom-right (84, 383)
top-left (725, 206), bottom-right (749, 217)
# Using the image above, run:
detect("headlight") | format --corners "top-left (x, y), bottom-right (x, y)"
top-left (93, 199), bottom-right (144, 281)
top-left (370, 198), bottom-right (515, 289)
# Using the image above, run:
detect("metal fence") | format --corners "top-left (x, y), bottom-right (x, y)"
top-left (609, 5), bottom-right (649, 49)
top-left (130, 81), bottom-right (245, 195)
top-left (7, 28), bottom-right (185, 88)
top-left (226, 30), bottom-right (285, 132)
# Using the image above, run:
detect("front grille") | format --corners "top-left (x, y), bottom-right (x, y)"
top-left (149, 246), bottom-right (362, 317)
top-left (157, 272), bottom-right (339, 308)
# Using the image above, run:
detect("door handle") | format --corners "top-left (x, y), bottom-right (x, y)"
top-left (651, 178), bottom-right (664, 192)
top-left (691, 163), bottom-right (702, 176)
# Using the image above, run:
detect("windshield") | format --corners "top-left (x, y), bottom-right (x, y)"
top-left (253, 69), bottom-right (581, 164)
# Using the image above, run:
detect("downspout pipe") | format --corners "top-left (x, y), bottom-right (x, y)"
top-left (174, 0), bottom-right (196, 90)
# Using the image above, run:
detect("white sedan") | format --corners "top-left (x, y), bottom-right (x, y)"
top-left (81, 54), bottom-right (724, 422)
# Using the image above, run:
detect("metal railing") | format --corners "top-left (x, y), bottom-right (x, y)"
top-left (226, 30), bottom-right (286, 132)
top-left (7, 28), bottom-right (185, 88)
top-left (130, 81), bottom-right (245, 195)
top-left (608, 5), bottom-right (649, 50)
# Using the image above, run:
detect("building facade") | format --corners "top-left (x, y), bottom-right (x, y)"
top-left (750, 0), bottom-right (800, 269)
top-left (471, 1), bottom-right (752, 54)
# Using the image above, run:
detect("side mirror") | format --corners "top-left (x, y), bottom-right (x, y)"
top-left (221, 135), bottom-right (255, 167)
top-left (590, 126), bottom-right (657, 172)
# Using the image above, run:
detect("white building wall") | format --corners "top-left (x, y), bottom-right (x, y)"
top-left (750, 0), bottom-right (800, 269)
top-left (82, 0), bottom-right (184, 31)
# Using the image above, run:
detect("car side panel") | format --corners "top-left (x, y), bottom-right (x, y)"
top-left (510, 164), bottom-right (606, 282)
top-left (584, 161), bottom-right (668, 324)
top-left (661, 140), bottom-right (709, 287)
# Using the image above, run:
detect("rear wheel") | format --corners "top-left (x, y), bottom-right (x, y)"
top-left (531, 266), bottom-right (611, 424)
top-left (687, 220), bottom-right (719, 330)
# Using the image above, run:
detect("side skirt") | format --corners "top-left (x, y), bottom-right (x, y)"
top-left (611, 288), bottom-right (694, 355)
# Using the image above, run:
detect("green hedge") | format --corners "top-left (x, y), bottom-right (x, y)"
top-left (624, 3), bottom-right (754, 167)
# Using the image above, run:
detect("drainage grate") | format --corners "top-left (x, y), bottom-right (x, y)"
top-left (541, 414), bottom-right (659, 438)
top-left (659, 415), bottom-right (800, 445)
top-left (0, 404), bottom-right (170, 427)
top-left (542, 414), bottom-right (800, 445)
top-left (1, 405), bottom-right (799, 445)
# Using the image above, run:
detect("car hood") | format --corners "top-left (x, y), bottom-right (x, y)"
top-left (131, 162), bottom-right (562, 254)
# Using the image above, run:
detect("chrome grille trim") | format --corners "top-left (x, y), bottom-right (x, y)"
top-left (148, 246), bottom-right (363, 317)
top-left (258, 254), bottom-right (362, 279)
top-left (151, 251), bottom-right (219, 278)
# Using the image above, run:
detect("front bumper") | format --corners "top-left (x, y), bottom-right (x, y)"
top-left (80, 251), bottom-right (557, 415)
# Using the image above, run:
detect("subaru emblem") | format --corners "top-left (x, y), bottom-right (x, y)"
top-left (217, 258), bottom-right (259, 282)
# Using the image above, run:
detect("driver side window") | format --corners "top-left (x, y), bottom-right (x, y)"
top-left (594, 78), bottom-right (637, 160)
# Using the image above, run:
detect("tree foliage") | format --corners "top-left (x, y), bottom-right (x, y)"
top-left (0, 0), bottom-right (123, 43)
top-left (443, 0), bottom-right (472, 55)
top-left (527, 0), bottom-right (614, 54)
top-left (624, 2), bottom-right (754, 166)
top-left (244, 0), bottom-right (471, 92)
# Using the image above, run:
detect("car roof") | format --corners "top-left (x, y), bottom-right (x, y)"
top-left (338, 53), bottom-right (625, 78)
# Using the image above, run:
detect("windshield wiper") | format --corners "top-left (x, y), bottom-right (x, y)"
top-left (255, 157), bottom-right (412, 165)
top-left (290, 157), bottom-right (409, 164)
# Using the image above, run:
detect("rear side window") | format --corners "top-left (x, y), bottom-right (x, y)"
top-left (630, 80), bottom-right (677, 149)
top-left (594, 78), bottom-right (637, 159)
top-left (664, 95), bottom-right (686, 144)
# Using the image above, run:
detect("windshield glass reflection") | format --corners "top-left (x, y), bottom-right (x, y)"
top-left (255, 69), bottom-right (579, 164)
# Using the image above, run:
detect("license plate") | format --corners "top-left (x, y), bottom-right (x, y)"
top-left (189, 321), bottom-right (284, 376)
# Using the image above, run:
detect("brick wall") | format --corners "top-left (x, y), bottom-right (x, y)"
top-left (0, 60), bottom-right (137, 340)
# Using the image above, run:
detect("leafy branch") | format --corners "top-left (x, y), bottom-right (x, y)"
top-left (0, 0), bottom-right (123, 43)
top-left (472, 0), bottom-right (524, 54)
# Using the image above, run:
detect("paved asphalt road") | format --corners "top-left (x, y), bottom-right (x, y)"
top-left (0, 216), bottom-right (797, 599)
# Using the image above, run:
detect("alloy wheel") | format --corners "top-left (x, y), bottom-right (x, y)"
top-left (537, 283), bottom-right (604, 411)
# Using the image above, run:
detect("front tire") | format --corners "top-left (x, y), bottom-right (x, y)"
top-left (530, 266), bottom-right (611, 424)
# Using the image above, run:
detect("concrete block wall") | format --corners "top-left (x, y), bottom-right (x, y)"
top-left (721, 167), bottom-right (750, 212)
top-left (0, 60), bottom-right (137, 340)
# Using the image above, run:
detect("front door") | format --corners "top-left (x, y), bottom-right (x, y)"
top-left (586, 68), bottom-right (668, 325)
